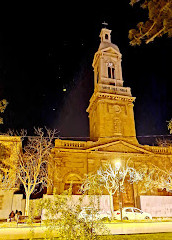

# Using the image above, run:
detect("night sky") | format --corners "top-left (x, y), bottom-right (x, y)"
top-left (0, 3), bottom-right (171, 145)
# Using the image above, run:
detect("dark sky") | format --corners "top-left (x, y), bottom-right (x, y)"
top-left (0, 3), bottom-right (171, 144)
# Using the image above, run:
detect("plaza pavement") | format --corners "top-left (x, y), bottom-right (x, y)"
top-left (103, 221), bottom-right (172, 235)
top-left (0, 221), bottom-right (172, 239)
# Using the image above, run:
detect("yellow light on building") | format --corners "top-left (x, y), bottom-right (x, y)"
top-left (115, 161), bottom-right (121, 170)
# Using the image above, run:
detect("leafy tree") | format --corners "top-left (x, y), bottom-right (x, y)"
top-left (35, 188), bottom-right (109, 240)
top-left (0, 143), bottom-right (12, 186)
top-left (129, 0), bottom-right (172, 45)
top-left (0, 99), bottom-right (8, 124)
top-left (0, 135), bottom-right (23, 191)
top-left (168, 119), bottom-right (172, 134)
top-left (156, 119), bottom-right (172, 146)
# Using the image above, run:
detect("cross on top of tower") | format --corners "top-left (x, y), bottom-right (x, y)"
top-left (102, 21), bottom-right (108, 28)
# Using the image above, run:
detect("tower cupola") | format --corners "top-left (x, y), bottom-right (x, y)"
top-left (100, 28), bottom-right (111, 43)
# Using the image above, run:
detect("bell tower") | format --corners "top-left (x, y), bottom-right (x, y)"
top-left (87, 28), bottom-right (137, 143)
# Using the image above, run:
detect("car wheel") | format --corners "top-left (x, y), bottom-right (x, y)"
top-left (123, 217), bottom-right (128, 220)
top-left (145, 216), bottom-right (150, 219)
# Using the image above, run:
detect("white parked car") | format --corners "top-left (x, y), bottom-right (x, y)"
top-left (114, 207), bottom-right (152, 220)
top-left (78, 207), bottom-right (111, 221)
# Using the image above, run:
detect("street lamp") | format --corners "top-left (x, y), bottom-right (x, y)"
top-left (115, 161), bottom-right (122, 221)
top-left (115, 161), bottom-right (121, 171)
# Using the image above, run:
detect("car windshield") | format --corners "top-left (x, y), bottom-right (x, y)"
top-left (133, 208), bottom-right (142, 213)
top-left (125, 208), bottom-right (132, 212)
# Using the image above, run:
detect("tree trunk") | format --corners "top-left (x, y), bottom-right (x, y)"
top-left (109, 191), bottom-right (114, 219)
top-left (25, 193), bottom-right (30, 216)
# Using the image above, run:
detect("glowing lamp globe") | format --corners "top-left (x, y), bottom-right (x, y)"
top-left (115, 161), bottom-right (121, 170)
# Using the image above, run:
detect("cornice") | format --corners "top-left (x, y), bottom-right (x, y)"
top-left (54, 138), bottom-right (172, 156)
top-left (86, 91), bottom-right (136, 113)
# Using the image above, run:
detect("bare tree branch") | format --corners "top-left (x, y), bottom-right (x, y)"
top-left (13, 127), bottom-right (57, 215)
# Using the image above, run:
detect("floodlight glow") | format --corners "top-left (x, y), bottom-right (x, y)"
top-left (115, 161), bottom-right (121, 170)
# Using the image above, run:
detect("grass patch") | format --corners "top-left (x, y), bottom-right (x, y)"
top-left (4, 233), bottom-right (172, 239)
top-left (29, 233), bottom-right (172, 240)
top-left (97, 233), bottom-right (172, 240)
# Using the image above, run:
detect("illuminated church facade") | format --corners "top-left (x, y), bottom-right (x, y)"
top-left (48, 28), bottom-right (172, 210)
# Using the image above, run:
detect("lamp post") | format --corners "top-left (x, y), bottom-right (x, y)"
top-left (115, 161), bottom-right (122, 221)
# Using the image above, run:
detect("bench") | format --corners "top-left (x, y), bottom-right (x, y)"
top-left (33, 216), bottom-right (42, 223)
top-left (0, 219), bottom-right (7, 223)
top-left (17, 215), bottom-right (41, 225)
top-left (17, 215), bottom-right (28, 224)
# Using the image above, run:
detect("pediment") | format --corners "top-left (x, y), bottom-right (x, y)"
top-left (93, 47), bottom-right (121, 67)
top-left (101, 47), bottom-right (120, 56)
top-left (101, 143), bottom-right (142, 153)
top-left (87, 140), bottom-right (153, 154)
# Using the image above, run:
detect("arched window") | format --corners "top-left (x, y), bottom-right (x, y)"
top-left (64, 173), bottom-right (82, 195)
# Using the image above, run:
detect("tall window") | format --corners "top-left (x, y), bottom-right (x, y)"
top-left (112, 68), bottom-right (115, 79)
top-left (108, 67), bottom-right (115, 79)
